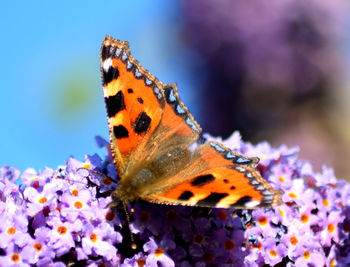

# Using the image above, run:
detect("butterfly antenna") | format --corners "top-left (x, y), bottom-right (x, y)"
top-left (123, 201), bottom-right (137, 250)
top-left (78, 168), bottom-right (118, 184)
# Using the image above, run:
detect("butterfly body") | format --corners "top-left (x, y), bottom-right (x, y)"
top-left (114, 146), bottom-right (190, 203)
top-left (100, 36), bottom-right (282, 209)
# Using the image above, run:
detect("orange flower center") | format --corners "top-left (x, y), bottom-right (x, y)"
top-left (328, 223), bottom-right (335, 233)
top-left (57, 226), bottom-right (67, 235)
top-left (330, 259), bottom-right (337, 267)
top-left (218, 210), bottom-right (228, 221)
top-left (74, 201), bottom-right (83, 209)
top-left (105, 211), bottom-right (116, 221)
top-left (269, 249), bottom-right (277, 258)
top-left (136, 259), bottom-right (146, 267)
top-left (303, 250), bottom-right (310, 259)
top-left (288, 192), bottom-right (297, 198)
top-left (10, 253), bottom-right (20, 263)
top-left (202, 251), bottom-right (214, 263)
top-left (33, 243), bottom-right (43, 252)
top-left (278, 177), bottom-right (285, 183)
top-left (154, 247), bottom-right (164, 257)
top-left (323, 199), bottom-right (329, 207)
top-left (224, 240), bottom-right (235, 250)
top-left (7, 227), bottom-right (16, 235)
top-left (72, 189), bottom-right (79, 196)
top-left (290, 236), bottom-right (298, 246)
top-left (90, 233), bottom-right (98, 243)
top-left (301, 214), bottom-right (309, 223)
top-left (38, 197), bottom-right (47, 204)
top-left (258, 216), bottom-right (268, 226)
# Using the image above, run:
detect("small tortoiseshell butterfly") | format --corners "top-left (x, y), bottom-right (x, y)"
top-left (100, 35), bottom-right (282, 209)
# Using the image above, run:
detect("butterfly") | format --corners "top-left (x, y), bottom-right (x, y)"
top-left (100, 35), bottom-right (282, 209)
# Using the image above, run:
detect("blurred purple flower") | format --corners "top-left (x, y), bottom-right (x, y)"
top-left (182, 0), bottom-right (349, 139)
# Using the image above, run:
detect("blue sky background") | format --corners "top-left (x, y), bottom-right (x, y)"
top-left (0, 1), bottom-right (203, 171)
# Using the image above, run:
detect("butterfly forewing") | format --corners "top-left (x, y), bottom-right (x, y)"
top-left (145, 84), bottom-right (202, 158)
top-left (100, 36), bottom-right (166, 176)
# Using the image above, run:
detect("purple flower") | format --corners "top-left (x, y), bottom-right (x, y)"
top-left (27, 231), bottom-right (55, 265)
top-left (46, 217), bottom-right (83, 256)
top-left (294, 247), bottom-right (326, 267)
top-left (143, 237), bottom-right (175, 267)
top-left (23, 184), bottom-right (57, 217)
top-left (1, 132), bottom-right (350, 266)
top-left (320, 211), bottom-right (344, 247)
top-left (60, 185), bottom-right (96, 222)
top-left (20, 167), bottom-right (54, 188)
top-left (0, 214), bottom-right (32, 248)
top-left (81, 222), bottom-right (119, 260)
top-left (120, 252), bottom-right (146, 267)
top-left (0, 166), bottom-right (20, 181)
top-left (130, 203), bottom-right (163, 236)
top-left (261, 237), bottom-right (287, 266)
top-left (0, 243), bottom-right (36, 267)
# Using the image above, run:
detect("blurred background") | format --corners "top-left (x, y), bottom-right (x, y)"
top-left (1, 1), bottom-right (350, 180)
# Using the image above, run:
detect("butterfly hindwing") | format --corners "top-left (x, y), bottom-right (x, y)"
top-left (143, 142), bottom-right (282, 209)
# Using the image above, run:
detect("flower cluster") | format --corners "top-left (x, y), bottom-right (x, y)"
top-left (1, 133), bottom-right (350, 266)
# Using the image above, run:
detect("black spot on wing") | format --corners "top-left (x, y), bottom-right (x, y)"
top-left (230, 186), bottom-right (236, 190)
top-left (103, 66), bottom-right (119, 85)
top-left (133, 112), bottom-right (151, 134)
top-left (196, 193), bottom-right (228, 206)
top-left (101, 45), bottom-right (110, 61)
top-left (113, 125), bottom-right (129, 139)
top-left (127, 88), bottom-right (133, 94)
top-left (105, 91), bottom-right (125, 117)
top-left (137, 97), bottom-right (144, 104)
top-left (164, 87), bottom-right (176, 104)
top-left (230, 196), bottom-right (252, 208)
top-left (191, 174), bottom-right (215, 187)
top-left (223, 179), bottom-right (229, 184)
top-left (178, 191), bottom-right (194, 201)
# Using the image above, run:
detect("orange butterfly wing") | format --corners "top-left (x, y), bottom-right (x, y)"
top-left (144, 142), bottom-right (282, 209)
top-left (101, 36), bottom-right (165, 176)
top-left (100, 35), bottom-right (282, 209)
